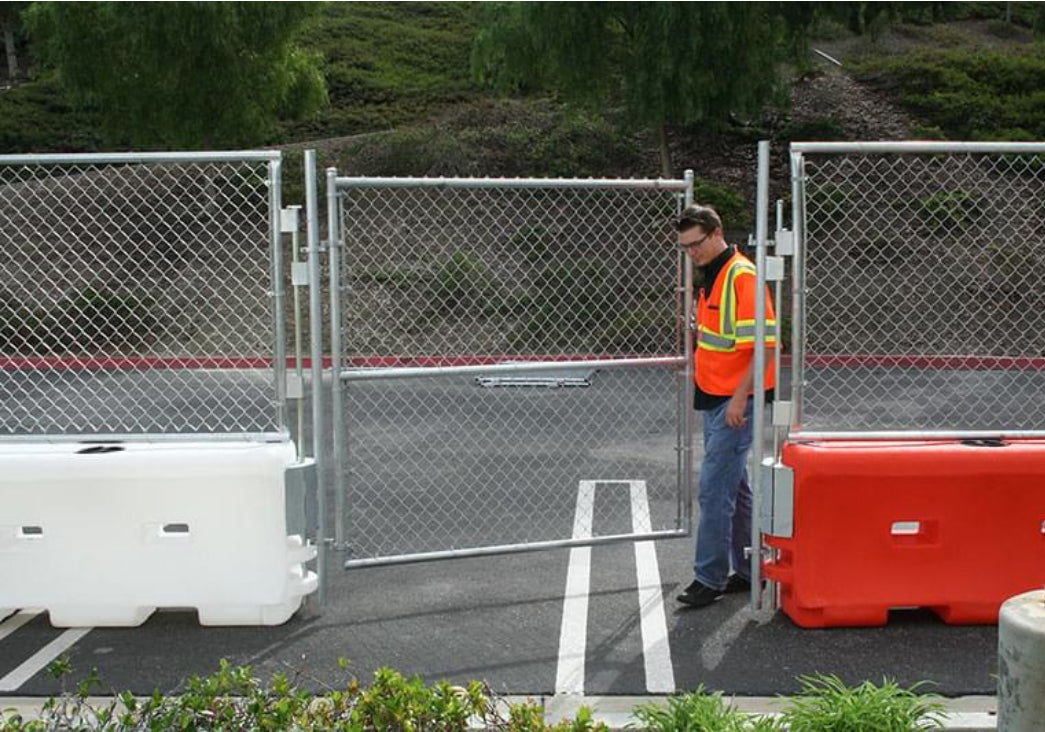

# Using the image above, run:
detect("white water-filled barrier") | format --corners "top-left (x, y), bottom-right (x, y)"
top-left (0, 441), bottom-right (317, 627)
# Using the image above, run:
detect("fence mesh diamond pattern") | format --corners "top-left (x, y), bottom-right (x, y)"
top-left (0, 159), bottom-right (281, 437)
top-left (800, 152), bottom-right (1045, 432)
top-left (336, 183), bottom-right (686, 561)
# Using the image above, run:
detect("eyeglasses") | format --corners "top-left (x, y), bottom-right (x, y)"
top-left (679, 231), bottom-right (711, 251)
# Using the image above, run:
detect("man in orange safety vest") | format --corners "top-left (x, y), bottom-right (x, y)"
top-left (675, 205), bottom-right (776, 608)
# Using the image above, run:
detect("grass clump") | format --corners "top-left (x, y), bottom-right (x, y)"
top-left (780, 674), bottom-right (945, 731)
top-left (632, 686), bottom-right (782, 731)
top-left (427, 252), bottom-right (492, 316)
top-left (916, 189), bottom-right (982, 232)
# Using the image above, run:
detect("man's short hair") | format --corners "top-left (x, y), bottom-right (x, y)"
top-left (677, 205), bottom-right (722, 233)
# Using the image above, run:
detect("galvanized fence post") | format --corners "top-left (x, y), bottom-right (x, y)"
top-left (751, 141), bottom-right (770, 610)
top-left (304, 150), bottom-right (327, 603)
top-left (326, 168), bottom-right (347, 552)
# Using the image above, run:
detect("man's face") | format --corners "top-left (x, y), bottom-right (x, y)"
top-left (679, 225), bottom-right (718, 266)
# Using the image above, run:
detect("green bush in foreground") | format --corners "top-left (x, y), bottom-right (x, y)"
top-left (632, 686), bottom-right (783, 731)
top-left (0, 659), bottom-right (946, 731)
top-left (781, 674), bottom-right (945, 731)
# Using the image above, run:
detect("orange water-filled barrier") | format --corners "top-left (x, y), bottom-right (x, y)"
top-left (763, 439), bottom-right (1045, 628)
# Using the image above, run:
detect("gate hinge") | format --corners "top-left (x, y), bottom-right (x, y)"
top-left (760, 458), bottom-right (793, 538)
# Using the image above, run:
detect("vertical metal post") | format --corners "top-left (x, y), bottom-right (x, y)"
top-left (268, 157), bottom-right (288, 436)
top-left (789, 151), bottom-right (807, 429)
top-left (681, 169), bottom-right (696, 536)
top-left (773, 199), bottom-right (785, 459)
top-left (304, 151), bottom-right (327, 603)
top-left (289, 206), bottom-right (307, 454)
top-left (750, 141), bottom-right (770, 611)
top-left (327, 168), bottom-right (347, 550)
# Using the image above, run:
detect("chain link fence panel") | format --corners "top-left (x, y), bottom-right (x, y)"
top-left (334, 181), bottom-right (687, 562)
top-left (798, 150), bottom-right (1045, 432)
top-left (0, 156), bottom-right (284, 438)
top-left (343, 368), bottom-right (682, 561)
top-left (339, 185), bottom-right (682, 361)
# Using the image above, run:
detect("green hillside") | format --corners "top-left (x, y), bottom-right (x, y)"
top-left (2, 2), bottom-right (1044, 211)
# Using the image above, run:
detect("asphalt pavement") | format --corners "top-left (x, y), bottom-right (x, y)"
top-left (0, 363), bottom-right (1016, 728)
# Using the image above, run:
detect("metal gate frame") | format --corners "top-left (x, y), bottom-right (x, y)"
top-left (320, 171), bottom-right (697, 569)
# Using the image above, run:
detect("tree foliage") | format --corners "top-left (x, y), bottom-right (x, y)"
top-left (472, 3), bottom-right (813, 174)
top-left (24, 2), bottom-right (327, 149)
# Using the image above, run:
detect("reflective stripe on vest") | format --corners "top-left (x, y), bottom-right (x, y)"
top-left (697, 256), bottom-right (772, 353)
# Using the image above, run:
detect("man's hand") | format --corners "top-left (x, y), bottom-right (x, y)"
top-left (725, 393), bottom-right (748, 428)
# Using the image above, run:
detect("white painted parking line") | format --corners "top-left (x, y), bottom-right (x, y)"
top-left (630, 480), bottom-right (676, 693)
top-left (0, 609), bottom-right (42, 644)
top-left (555, 480), bottom-right (595, 695)
top-left (0, 627), bottom-right (92, 692)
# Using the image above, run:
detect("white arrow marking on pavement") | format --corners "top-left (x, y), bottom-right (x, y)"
top-left (555, 480), bottom-right (595, 695)
top-left (630, 480), bottom-right (676, 693)
top-left (0, 627), bottom-right (92, 692)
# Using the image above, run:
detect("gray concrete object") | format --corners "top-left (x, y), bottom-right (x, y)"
top-left (999, 590), bottom-right (1045, 731)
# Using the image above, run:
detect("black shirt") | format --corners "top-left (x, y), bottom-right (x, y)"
top-left (693, 246), bottom-right (775, 411)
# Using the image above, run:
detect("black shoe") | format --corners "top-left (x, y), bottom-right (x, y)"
top-left (724, 574), bottom-right (751, 594)
top-left (677, 580), bottom-right (724, 608)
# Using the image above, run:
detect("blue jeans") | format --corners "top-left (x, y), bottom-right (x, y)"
top-left (694, 397), bottom-right (753, 590)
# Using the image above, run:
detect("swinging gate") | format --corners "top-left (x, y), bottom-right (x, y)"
top-left (318, 170), bottom-right (697, 568)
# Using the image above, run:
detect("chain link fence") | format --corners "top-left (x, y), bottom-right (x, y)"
top-left (796, 148), bottom-right (1045, 433)
top-left (333, 179), bottom-right (689, 564)
top-left (339, 184), bottom-right (683, 361)
top-left (0, 154), bottom-right (285, 438)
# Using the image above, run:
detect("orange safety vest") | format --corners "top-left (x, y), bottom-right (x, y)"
top-left (695, 250), bottom-right (777, 397)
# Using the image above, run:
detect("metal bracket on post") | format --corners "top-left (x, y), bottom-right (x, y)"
top-left (773, 228), bottom-right (794, 256)
top-left (772, 401), bottom-right (793, 428)
top-left (765, 256), bottom-right (785, 283)
top-left (291, 263), bottom-right (310, 287)
top-left (285, 373), bottom-right (304, 400)
top-left (280, 206), bottom-right (300, 234)
top-left (759, 458), bottom-right (794, 538)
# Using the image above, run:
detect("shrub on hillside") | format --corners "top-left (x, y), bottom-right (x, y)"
top-left (334, 101), bottom-right (643, 179)
top-left (0, 288), bottom-right (157, 355)
top-left (853, 47), bottom-right (1045, 140)
top-left (692, 178), bottom-right (752, 231)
